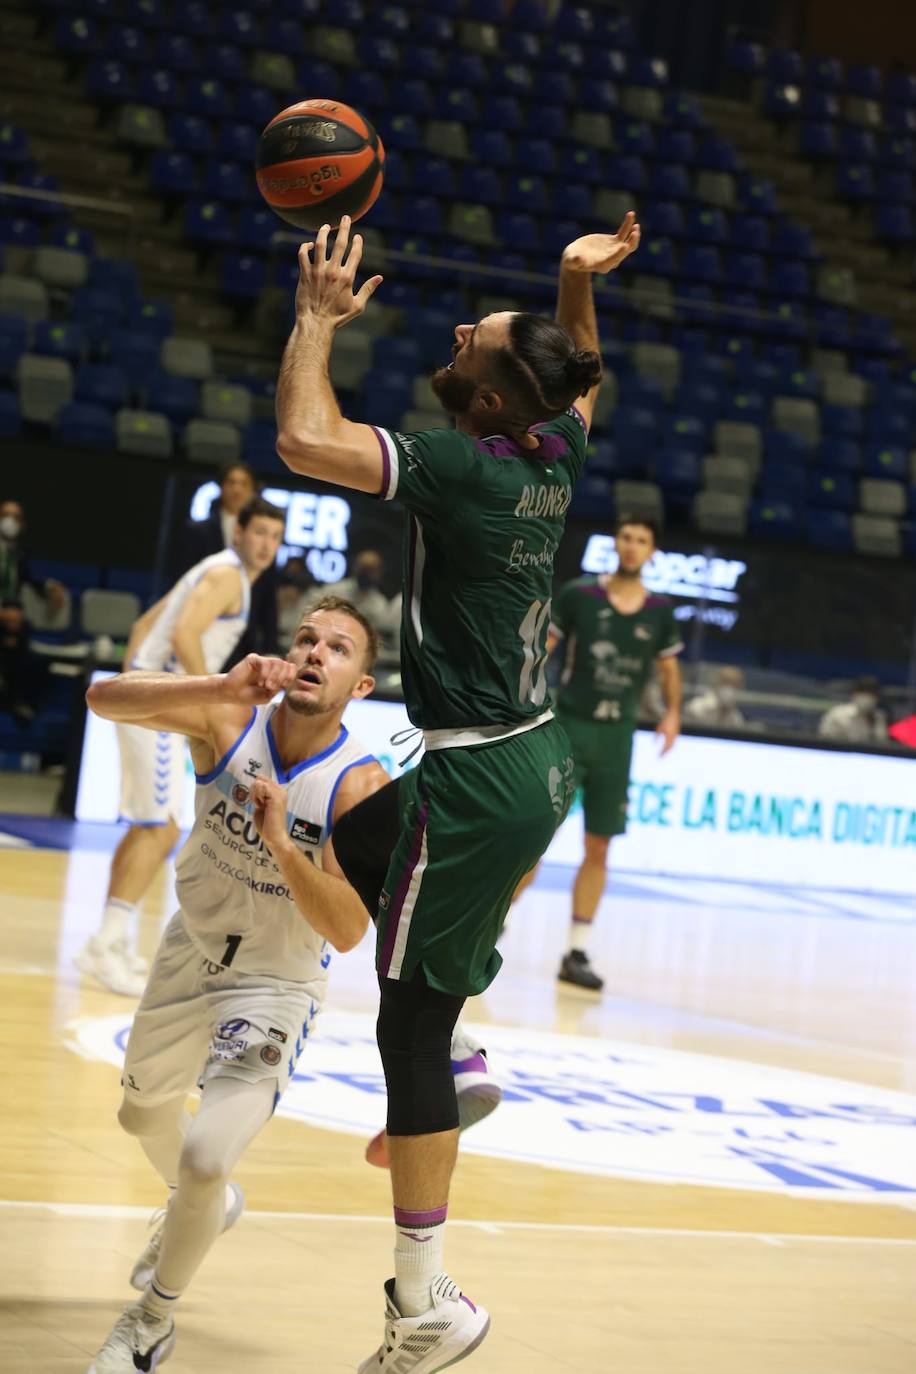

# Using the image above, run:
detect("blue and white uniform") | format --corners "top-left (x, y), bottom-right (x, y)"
top-left (118, 548), bottom-right (250, 825)
top-left (123, 704), bottom-right (377, 1105)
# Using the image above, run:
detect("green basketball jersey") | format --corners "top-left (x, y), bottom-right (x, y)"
top-left (373, 408), bottom-right (588, 731)
top-left (551, 574), bottom-right (683, 724)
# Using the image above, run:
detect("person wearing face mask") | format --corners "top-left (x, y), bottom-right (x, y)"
top-left (685, 666), bottom-right (746, 730)
top-left (818, 675), bottom-right (888, 744)
top-left (0, 498), bottom-right (66, 724)
top-left (322, 548), bottom-right (402, 656)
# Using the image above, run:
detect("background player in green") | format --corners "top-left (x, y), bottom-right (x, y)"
top-left (273, 210), bottom-right (641, 1371)
top-left (532, 514), bottom-right (683, 991)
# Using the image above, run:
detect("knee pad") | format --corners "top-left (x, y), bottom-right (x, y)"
top-left (332, 777), bottom-right (402, 921)
top-left (377, 968), bottom-right (464, 1136)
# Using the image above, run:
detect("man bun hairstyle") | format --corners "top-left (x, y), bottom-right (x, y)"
top-left (491, 313), bottom-right (602, 428)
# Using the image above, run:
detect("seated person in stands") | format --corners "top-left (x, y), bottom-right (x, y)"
top-left (685, 667), bottom-right (746, 730)
top-left (0, 498), bottom-right (65, 724)
top-left (818, 675), bottom-right (888, 745)
top-left (322, 548), bottom-right (401, 657)
top-left (277, 554), bottom-right (316, 641)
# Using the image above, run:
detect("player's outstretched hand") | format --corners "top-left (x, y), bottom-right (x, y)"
top-left (561, 213), bottom-right (641, 274)
top-left (223, 653), bottom-right (297, 705)
top-left (296, 214), bottom-right (384, 331)
top-left (251, 777), bottom-right (291, 853)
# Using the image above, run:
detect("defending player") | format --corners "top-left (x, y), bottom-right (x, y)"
top-left (518, 514), bottom-right (684, 991)
top-left (274, 211), bottom-right (640, 1370)
top-left (83, 598), bottom-right (389, 1372)
top-left (75, 497), bottom-right (285, 996)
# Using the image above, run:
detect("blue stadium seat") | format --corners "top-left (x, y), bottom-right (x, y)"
top-left (736, 359), bottom-right (779, 394)
top-left (812, 306), bottom-right (851, 348)
top-left (396, 79), bottom-right (433, 119)
top-left (726, 38), bottom-right (765, 76)
top-left (383, 114), bottom-right (421, 151)
top-left (236, 207), bottom-right (275, 250)
top-left (217, 123), bottom-right (259, 164)
top-left (0, 389), bottom-right (21, 436)
top-left (405, 308), bottom-right (452, 363)
top-left (366, 3), bottom-right (410, 37)
top-left (725, 251), bottom-right (767, 291)
top-left (51, 225), bottom-right (95, 255)
top-left (772, 222), bottom-right (816, 258)
top-left (186, 79), bottom-right (231, 120)
top-left (479, 95), bottom-right (524, 132)
top-left (616, 120), bottom-right (654, 157)
top-left (877, 135), bottom-right (916, 169)
top-left (556, 5), bottom-right (595, 40)
top-left (0, 315), bottom-right (28, 379)
top-left (821, 404), bottom-right (864, 438)
top-left (222, 253), bottom-right (266, 300)
top-left (650, 162), bottom-right (689, 198)
top-left (184, 198), bottom-right (232, 245)
top-left (807, 56), bottom-right (843, 91)
top-left (563, 184), bottom-right (593, 219)
top-left (767, 48), bottom-right (803, 83)
top-left (673, 380), bottom-right (723, 422)
top-left (680, 244), bottom-right (721, 283)
top-left (867, 409), bottom-right (910, 444)
top-left (763, 83), bottom-right (801, 120)
top-left (689, 206), bottom-right (729, 244)
top-left (725, 389), bottom-right (767, 423)
top-left (373, 335), bottom-right (421, 372)
top-left (655, 449), bottom-right (701, 498)
top-left (778, 367), bottom-right (820, 400)
top-left (612, 405), bottom-right (660, 453)
top-left (154, 32), bottom-right (197, 70)
top-left (806, 508), bottom-right (853, 550)
top-left (504, 31), bottom-right (542, 63)
top-left (749, 499), bottom-right (801, 541)
top-left (598, 10), bottom-right (636, 49)
top-left (89, 256), bottom-right (139, 303)
top-left (731, 214), bottom-right (770, 251)
top-left (877, 170), bottom-right (914, 203)
top-left (584, 439), bottom-right (619, 476)
top-left (86, 56), bottom-right (135, 103)
top-left (402, 195), bottom-right (444, 236)
top-left (0, 124), bottom-right (30, 167)
top-left (145, 372), bottom-right (199, 422)
top-left (645, 200), bottom-right (685, 237)
top-left (493, 65), bottom-right (535, 99)
top-left (802, 90), bottom-right (840, 121)
top-left (586, 50), bottom-right (628, 81)
top-left (886, 73), bottom-right (916, 106)
top-left (629, 55), bottom-right (669, 88)
top-left (517, 137), bottom-right (558, 177)
top-left (167, 113), bottom-right (213, 155)
top-left (655, 127), bottom-right (696, 164)
top-left (75, 362), bottom-right (128, 408)
top-left (864, 445), bottom-right (907, 480)
top-left (71, 287), bottom-right (124, 344)
top-left (495, 212), bottom-right (541, 252)
top-left (133, 300), bottom-right (174, 338)
top-left (58, 401), bottom-right (115, 449)
top-left (874, 205), bottom-right (915, 243)
top-left (202, 162), bottom-right (252, 204)
top-left (448, 53), bottom-right (488, 88)
top-left (847, 65), bottom-right (882, 99)
top-left (414, 12), bottom-right (453, 44)
top-left (740, 177), bottom-right (779, 215)
top-left (807, 471), bottom-right (854, 510)
top-left (759, 462), bottom-right (806, 501)
top-left (458, 165), bottom-right (500, 205)
top-left (510, 0), bottom-right (551, 30)
top-left (220, 9), bottom-right (260, 46)
top-left (664, 414), bottom-right (706, 453)
top-left (697, 135), bottom-right (740, 173)
top-left (297, 58), bottom-right (338, 92)
top-left (138, 68), bottom-right (181, 109)
top-left (346, 70), bottom-right (389, 111)
top-left (399, 45), bottom-right (443, 83)
top-left (150, 150), bottom-right (198, 196)
top-left (125, 0), bottom-right (166, 27)
top-left (884, 105), bottom-right (916, 135)
top-left (639, 236), bottom-right (676, 275)
top-left (34, 321), bottom-right (84, 363)
top-left (436, 88), bottom-right (479, 124)
top-left (579, 78), bottom-right (618, 113)
top-left (836, 164), bottom-right (875, 201)
top-left (172, 0), bottom-right (213, 37)
top-left (839, 127), bottom-right (877, 163)
top-left (505, 174), bottom-right (548, 213)
top-left (407, 156), bottom-right (453, 198)
top-left (798, 122), bottom-right (837, 160)
top-left (104, 23), bottom-right (146, 61)
top-left (56, 14), bottom-right (103, 55)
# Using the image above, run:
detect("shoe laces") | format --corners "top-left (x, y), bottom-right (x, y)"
top-left (105, 1305), bottom-right (167, 1357)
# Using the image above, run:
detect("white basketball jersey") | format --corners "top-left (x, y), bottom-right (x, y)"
top-left (175, 704), bottom-right (377, 982)
top-left (133, 548), bottom-right (251, 674)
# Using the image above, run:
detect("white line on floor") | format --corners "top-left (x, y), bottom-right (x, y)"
top-left (1, 1198), bottom-right (914, 1246)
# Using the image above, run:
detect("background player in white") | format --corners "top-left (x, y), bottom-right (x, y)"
top-left (82, 597), bottom-right (389, 1373)
top-left (76, 497), bottom-right (286, 996)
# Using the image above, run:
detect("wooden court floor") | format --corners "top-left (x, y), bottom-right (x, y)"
top-left (1, 840), bottom-right (915, 1373)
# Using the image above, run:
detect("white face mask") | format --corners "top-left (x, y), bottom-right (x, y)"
top-left (0, 516), bottom-right (21, 540)
top-left (716, 685), bottom-right (738, 708)
top-left (851, 693), bottom-right (877, 714)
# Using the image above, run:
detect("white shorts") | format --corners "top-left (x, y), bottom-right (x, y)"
top-left (122, 912), bottom-right (324, 1107)
top-left (117, 721), bottom-right (186, 826)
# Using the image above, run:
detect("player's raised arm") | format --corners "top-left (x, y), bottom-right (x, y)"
top-left (275, 215), bottom-right (386, 495)
top-left (556, 213), bottom-right (641, 431)
top-left (86, 654), bottom-right (297, 740)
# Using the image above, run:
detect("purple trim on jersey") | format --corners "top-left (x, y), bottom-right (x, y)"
top-left (194, 706), bottom-right (258, 785)
top-left (452, 1051), bottom-right (487, 1076)
top-left (475, 431), bottom-right (568, 462)
top-left (643, 593), bottom-right (674, 606)
top-left (394, 1203), bottom-right (448, 1228)
top-left (370, 425), bottom-right (391, 497)
top-left (569, 403), bottom-right (587, 432)
top-left (266, 710), bottom-right (349, 784)
top-left (324, 753), bottom-right (377, 837)
top-left (379, 795), bottom-right (429, 978)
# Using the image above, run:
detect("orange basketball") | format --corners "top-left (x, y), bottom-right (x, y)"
top-left (256, 98), bottom-right (385, 232)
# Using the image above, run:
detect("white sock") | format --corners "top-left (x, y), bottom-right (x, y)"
top-left (393, 1205), bottom-right (447, 1316)
top-left (98, 897), bottom-right (136, 946)
top-left (569, 916), bottom-right (593, 954)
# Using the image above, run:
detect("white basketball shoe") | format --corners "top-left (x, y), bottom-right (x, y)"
top-left (86, 1303), bottom-right (175, 1373)
top-left (130, 1183), bottom-right (245, 1291)
top-left (365, 1025), bottom-right (502, 1168)
top-left (358, 1273), bottom-right (490, 1373)
top-left (74, 936), bottom-right (147, 997)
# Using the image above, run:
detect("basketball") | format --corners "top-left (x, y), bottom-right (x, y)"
top-left (256, 98), bottom-right (385, 233)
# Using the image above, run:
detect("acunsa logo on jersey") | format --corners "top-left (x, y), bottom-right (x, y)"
top-left (207, 799), bottom-right (268, 850)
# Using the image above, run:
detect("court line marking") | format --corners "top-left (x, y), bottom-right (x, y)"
top-left (1, 1199), bottom-right (914, 1246)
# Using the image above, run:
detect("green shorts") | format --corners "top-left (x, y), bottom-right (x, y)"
top-left (376, 717), bottom-right (575, 997)
top-left (557, 707), bottom-right (635, 839)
